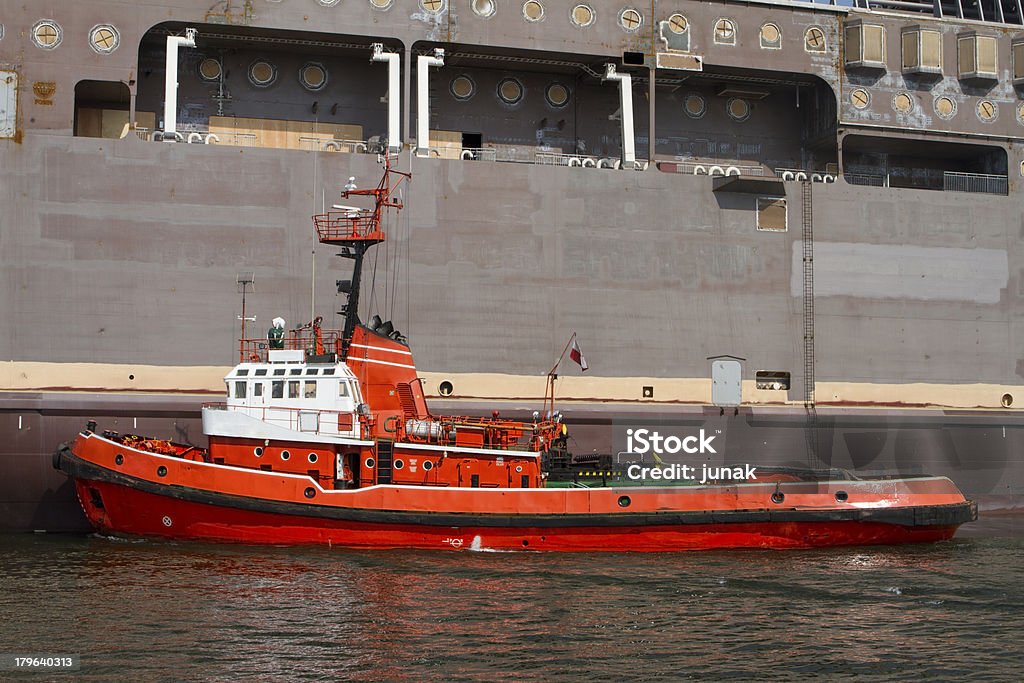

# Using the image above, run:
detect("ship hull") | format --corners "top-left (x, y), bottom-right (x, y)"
top-left (55, 433), bottom-right (976, 552)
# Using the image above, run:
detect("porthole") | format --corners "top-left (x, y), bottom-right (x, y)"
top-left (618, 495), bottom-right (631, 508)
top-left (370, 0), bottom-right (394, 8)
top-left (439, 380), bottom-right (454, 396)
top-left (115, 454), bottom-right (124, 465)
top-left (450, 75), bottom-right (475, 101)
top-left (281, 450), bottom-right (291, 461)
top-left (1002, 393), bottom-right (1014, 407)
top-left (850, 88), bottom-right (871, 110)
top-left (892, 92), bottom-right (914, 114)
top-left (515, 465), bottom-right (523, 473)
top-left (620, 8), bottom-right (642, 32)
top-left (248, 60), bottom-right (277, 88)
top-left (498, 78), bottom-right (524, 105)
top-left (472, 0), bottom-right (496, 17)
top-left (157, 466), bottom-right (168, 477)
top-left (571, 4), bottom-right (594, 27)
top-left (667, 14), bottom-right (688, 34)
top-left (423, 460), bottom-right (434, 471)
top-left (523, 0), bottom-right (544, 22)
top-left (300, 62), bottom-right (327, 91)
top-left (835, 490), bottom-right (849, 503)
top-left (31, 20), bottom-right (63, 50)
top-left (760, 23), bottom-right (781, 49)
top-left (365, 457), bottom-right (376, 468)
top-left (394, 459), bottom-right (405, 470)
top-left (805, 26), bottom-right (826, 53)
top-left (545, 82), bottom-right (570, 108)
top-left (89, 25), bottom-right (120, 54)
top-left (977, 100), bottom-right (998, 123)
top-left (727, 97), bottom-right (751, 122)
top-left (304, 487), bottom-right (316, 498)
top-left (318, 0), bottom-right (341, 5)
top-left (421, 0), bottom-right (445, 12)
top-left (254, 447), bottom-right (264, 457)
top-left (199, 58), bottom-right (222, 82)
top-left (771, 490), bottom-right (785, 504)
top-left (934, 96), bottom-right (956, 120)
top-left (684, 93), bottom-right (706, 119)
top-left (714, 18), bottom-right (736, 46)
top-left (308, 453), bottom-right (319, 464)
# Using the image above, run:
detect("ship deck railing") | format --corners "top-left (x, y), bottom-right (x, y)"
top-left (844, 170), bottom-right (1008, 195)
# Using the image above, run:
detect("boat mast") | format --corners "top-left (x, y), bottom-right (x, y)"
top-left (313, 154), bottom-right (410, 361)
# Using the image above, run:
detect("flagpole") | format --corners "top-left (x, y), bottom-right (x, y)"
top-left (545, 331), bottom-right (576, 418)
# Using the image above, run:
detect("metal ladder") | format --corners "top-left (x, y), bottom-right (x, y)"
top-left (801, 182), bottom-right (818, 464)
top-left (376, 440), bottom-right (394, 485)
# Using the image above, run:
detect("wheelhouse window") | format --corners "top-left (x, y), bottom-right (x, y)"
top-left (339, 382), bottom-right (350, 397)
top-left (234, 381), bottom-right (247, 399)
top-left (304, 381), bottom-right (317, 399)
top-left (254, 368), bottom-right (268, 376)
top-left (273, 368), bottom-right (286, 376)
top-left (288, 381), bottom-right (300, 399)
top-left (254, 382), bottom-right (264, 397)
top-left (272, 381), bottom-right (284, 399)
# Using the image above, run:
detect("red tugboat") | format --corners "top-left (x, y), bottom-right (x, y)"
top-left (54, 157), bottom-right (976, 551)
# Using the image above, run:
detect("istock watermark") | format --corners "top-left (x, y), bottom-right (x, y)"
top-left (626, 427), bottom-right (717, 455)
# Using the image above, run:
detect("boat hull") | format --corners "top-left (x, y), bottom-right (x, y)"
top-left (57, 435), bottom-right (976, 552)
top-left (73, 478), bottom-right (964, 551)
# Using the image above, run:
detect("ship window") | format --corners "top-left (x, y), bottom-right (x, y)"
top-left (254, 383), bottom-right (264, 397)
top-left (274, 368), bottom-right (286, 376)
top-left (619, 8), bottom-right (642, 33)
top-left (304, 381), bottom-right (317, 399)
top-left (757, 197), bottom-right (787, 232)
top-left (498, 78), bottom-right (524, 105)
top-left (472, 0), bottom-right (496, 18)
top-left (289, 381), bottom-right (300, 399)
top-left (236, 369), bottom-right (249, 376)
top-left (571, 4), bottom-right (594, 28)
top-left (370, 0), bottom-right (395, 9)
top-left (523, 0), bottom-right (544, 22)
top-left (31, 20), bottom-right (63, 50)
top-left (450, 75), bottom-right (476, 101)
top-left (272, 381), bottom-right (284, 398)
top-left (958, 34), bottom-right (997, 80)
top-left (805, 27), bottom-right (826, 53)
top-left (323, 368), bottom-right (336, 375)
top-left (902, 28), bottom-right (941, 74)
top-left (845, 24), bottom-right (885, 69)
top-left (305, 368), bottom-right (319, 375)
top-left (756, 371), bottom-right (791, 390)
top-left (281, 450), bottom-right (291, 461)
top-left (89, 25), bottom-right (120, 55)
top-left (198, 58), bottom-right (222, 82)
top-left (254, 368), bottom-right (268, 376)
top-left (299, 62), bottom-right (328, 92)
top-left (545, 83), bottom-right (570, 108)
top-left (234, 382), bottom-right (247, 399)
top-left (339, 382), bottom-right (350, 397)
top-left (714, 18), bottom-right (736, 46)
top-left (290, 368), bottom-right (302, 375)
top-left (760, 23), bottom-right (781, 50)
top-left (421, 0), bottom-right (444, 13)
top-left (248, 60), bottom-right (277, 88)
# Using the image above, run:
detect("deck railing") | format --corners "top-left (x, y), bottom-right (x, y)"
top-left (943, 171), bottom-right (1009, 195)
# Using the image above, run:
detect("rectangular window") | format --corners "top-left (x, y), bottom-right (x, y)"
top-left (288, 381), bottom-right (300, 399)
top-left (959, 34), bottom-right (997, 79)
top-left (1014, 41), bottom-right (1024, 82)
top-left (339, 382), bottom-right (350, 397)
top-left (756, 371), bottom-right (791, 390)
top-left (305, 368), bottom-right (319, 375)
top-left (236, 369), bottom-right (249, 377)
top-left (756, 197), bottom-right (787, 232)
top-left (289, 368), bottom-right (302, 376)
top-left (272, 381), bottom-right (284, 399)
top-left (254, 383), bottom-right (264, 397)
top-left (323, 368), bottom-right (336, 375)
top-left (902, 29), bottom-right (941, 74)
top-left (304, 381), bottom-right (317, 399)
top-left (273, 368), bottom-right (286, 376)
top-left (254, 368), bottom-right (268, 376)
top-left (234, 381), bottom-right (247, 399)
top-left (845, 24), bottom-right (885, 68)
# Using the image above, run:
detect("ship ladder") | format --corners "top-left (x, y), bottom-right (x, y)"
top-left (376, 440), bottom-right (394, 485)
top-left (801, 181), bottom-right (819, 467)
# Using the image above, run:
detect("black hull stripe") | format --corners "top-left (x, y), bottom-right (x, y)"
top-left (57, 447), bottom-right (978, 529)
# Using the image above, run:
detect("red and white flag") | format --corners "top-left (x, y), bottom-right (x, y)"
top-left (569, 337), bottom-right (589, 372)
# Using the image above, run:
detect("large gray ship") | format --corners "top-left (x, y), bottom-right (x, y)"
top-left (2, 0), bottom-right (1022, 532)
